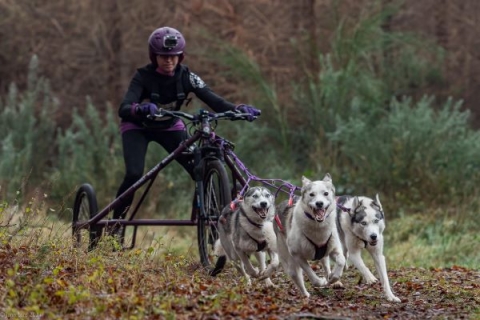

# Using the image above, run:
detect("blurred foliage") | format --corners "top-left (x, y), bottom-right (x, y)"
top-left (52, 99), bottom-right (123, 205)
top-left (0, 55), bottom-right (58, 198)
top-left (1, 7), bottom-right (480, 221)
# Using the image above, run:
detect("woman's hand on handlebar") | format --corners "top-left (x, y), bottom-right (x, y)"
top-left (147, 108), bottom-right (260, 122)
top-left (134, 102), bottom-right (159, 117)
top-left (235, 104), bottom-right (261, 122)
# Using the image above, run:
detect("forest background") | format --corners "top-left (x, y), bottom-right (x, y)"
top-left (1, 0), bottom-right (479, 269)
top-left (1, 0), bottom-right (480, 318)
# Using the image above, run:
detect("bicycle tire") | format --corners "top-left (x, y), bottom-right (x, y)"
top-left (72, 183), bottom-right (103, 252)
top-left (197, 159), bottom-right (232, 269)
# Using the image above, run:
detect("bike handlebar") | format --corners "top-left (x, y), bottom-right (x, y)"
top-left (148, 109), bottom-right (257, 122)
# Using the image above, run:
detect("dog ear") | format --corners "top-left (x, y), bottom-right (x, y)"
top-left (374, 193), bottom-right (383, 211)
top-left (352, 196), bottom-right (361, 213)
top-left (323, 173), bottom-right (332, 183)
top-left (301, 176), bottom-right (311, 186)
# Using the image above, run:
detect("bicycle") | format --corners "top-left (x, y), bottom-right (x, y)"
top-left (72, 108), bottom-right (300, 270)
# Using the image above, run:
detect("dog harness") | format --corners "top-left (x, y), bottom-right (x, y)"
top-left (358, 238), bottom-right (368, 248)
top-left (335, 196), bottom-right (351, 213)
top-left (242, 212), bottom-right (267, 252)
top-left (305, 233), bottom-right (332, 261)
top-left (274, 215), bottom-right (284, 232)
top-left (246, 232), bottom-right (267, 252)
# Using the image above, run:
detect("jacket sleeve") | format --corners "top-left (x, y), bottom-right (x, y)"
top-left (118, 71), bottom-right (145, 119)
top-left (187, 71), bottom-right (236, 113)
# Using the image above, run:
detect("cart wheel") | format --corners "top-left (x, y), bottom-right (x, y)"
top-left (72, 183), bottom-right (103, 251)
top-left (198, 160), bottom-right (231, 269)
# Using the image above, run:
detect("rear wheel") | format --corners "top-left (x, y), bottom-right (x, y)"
top-left (197, 160), bottom-right (231, 269)
top-left (72, 183), bottom-right (103, 251)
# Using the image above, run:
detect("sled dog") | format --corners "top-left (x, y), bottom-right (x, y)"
top-left (210, 186), bottom-right (278, 286)
top-left (270, 174), bottom-right (346, 298)
top-left (336, 194), bottom-right (401, 302)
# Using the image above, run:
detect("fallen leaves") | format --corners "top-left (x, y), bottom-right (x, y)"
top-left (0, 244), bottom-right (479, 319)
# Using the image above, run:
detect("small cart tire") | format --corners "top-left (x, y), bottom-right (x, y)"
top-left (72, 183), bottom-right (103, 251)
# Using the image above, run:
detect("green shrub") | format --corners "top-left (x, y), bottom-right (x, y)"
top-left (0, 55), bottom-right (58, 199)
top-left (330, 96), bottom-right (480, 206)
top-left (52, 99), bottom-right (123, 207)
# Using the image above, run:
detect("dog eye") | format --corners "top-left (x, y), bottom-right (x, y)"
top-left (309, 192), bottom-right (315, 197)
top-left (361, 222), bottom-right (367, 226)
top-left (253, 194), bottom-right (258, 198)
top-left (323, 192), bottom-right (329, 196)
top-left (374, 219), bottom-right (379, 223)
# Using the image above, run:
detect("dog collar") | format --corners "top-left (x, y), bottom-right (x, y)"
top-left (335, 196), bottom-right (351, 213)
top-left (304, 211), bottom-right (316, 221)
top-left (355, 236), bottom-right (368, 248)
top-left (336, 204), bottom-right (350, 213)
top-left (243, 213), bottom-right (263, 228)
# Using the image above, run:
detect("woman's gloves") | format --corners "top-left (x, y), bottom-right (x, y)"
top-left (131, 102), bottom-right (260, 122)
top-left (236, 104), bottom-right (261, 121)
top-left (133, 103), bottom-right (159, 117)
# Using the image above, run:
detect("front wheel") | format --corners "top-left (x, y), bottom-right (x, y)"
top-left (197, 160), bottom-right (231, 269)
top-left (72, 183), bottom-right (103, 252)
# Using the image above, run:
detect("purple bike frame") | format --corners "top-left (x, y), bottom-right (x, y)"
top-left (76, 130), bottom-right (203, 231)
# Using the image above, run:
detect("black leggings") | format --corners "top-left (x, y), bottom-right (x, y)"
top-left (113, 129), bottom-right (194, 220)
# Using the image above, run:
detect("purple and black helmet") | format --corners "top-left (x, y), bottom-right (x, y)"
top-left (148, 27), bottom-right (186, 65)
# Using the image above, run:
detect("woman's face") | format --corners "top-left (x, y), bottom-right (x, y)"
top-left (156, 55), bottom-right (179, 74)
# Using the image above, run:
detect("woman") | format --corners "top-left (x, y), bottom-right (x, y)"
top-left (112, 26), bottom-right (260, 235)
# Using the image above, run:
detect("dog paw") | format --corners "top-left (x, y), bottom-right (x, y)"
top-left (330, 281), bottom-right (344, 289)
top-left (387, 295), bottom-right (401, 303)
top-left (327, 273), bottom-right (341, 285)
top-left (363, 276), bottom-right (378, 285)
top-left (258, 270), bottom-right (271, 281)
top-left (247, 267), bottom-right (260, 278)
top-left (263, 278), bottom-right (276, 287)
top-left (311, 277), bottom-right (328, 287)
top-left (258, 265), bottom-right (276, 280)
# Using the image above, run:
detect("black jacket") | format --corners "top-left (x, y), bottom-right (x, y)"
top-left (119, 63), bottom-right (236, 125)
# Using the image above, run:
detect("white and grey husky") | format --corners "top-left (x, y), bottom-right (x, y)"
top-left (265, 174), bottom-right (346, 298)
top-left (336, 194), bottom-right (401, 302)
top-left (210, 186), bottom-right (278, 286)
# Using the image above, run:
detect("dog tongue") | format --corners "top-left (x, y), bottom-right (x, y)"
top-left (254, 207), bottom-right (267, 218)
top-left (314, 208), bottom-right (326, 221)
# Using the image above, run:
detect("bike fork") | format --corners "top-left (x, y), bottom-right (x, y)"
top-left (193, 147), bottom-right (206, 221)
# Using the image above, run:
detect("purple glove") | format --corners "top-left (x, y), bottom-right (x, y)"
top-left (134, 102), bottom-right (159, 117)
top-left (235, 104), bottom-right (261, 121)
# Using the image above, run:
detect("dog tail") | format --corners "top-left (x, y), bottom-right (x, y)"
top-left (209, 239), bottom-right (227, 276)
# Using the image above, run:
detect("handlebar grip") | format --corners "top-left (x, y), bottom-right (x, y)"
top-left (147, 108), bottom-right (258, 122)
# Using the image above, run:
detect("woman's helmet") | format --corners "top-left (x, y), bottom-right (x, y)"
top-left (148, 27), bottom-right (186, 66)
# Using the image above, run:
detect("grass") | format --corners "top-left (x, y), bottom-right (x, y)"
top-left (1, 198), bottom-right (479, 319)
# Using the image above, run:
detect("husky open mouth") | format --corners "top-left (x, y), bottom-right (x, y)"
top-left (253, 207), bottom-right (269, 219)
top-left (311, 205), bottom-right (329, 221)
top-left (369, 239), bottom-right (378, 246)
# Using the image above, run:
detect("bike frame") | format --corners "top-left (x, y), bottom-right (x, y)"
top-left (73, 109), bottom-right (300, 249)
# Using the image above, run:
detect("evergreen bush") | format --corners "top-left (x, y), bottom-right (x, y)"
top-left (0, 55), bottom-right (58, 199)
